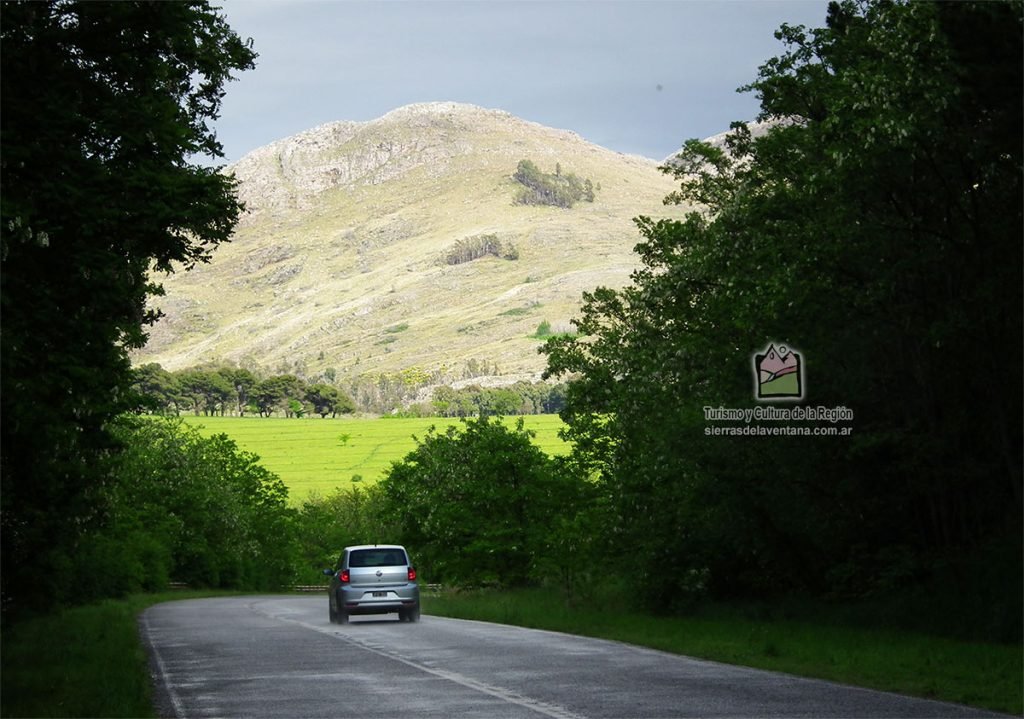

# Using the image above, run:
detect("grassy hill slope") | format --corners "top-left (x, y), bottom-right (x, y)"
top-left (135, 102), bottom-right (680, 383)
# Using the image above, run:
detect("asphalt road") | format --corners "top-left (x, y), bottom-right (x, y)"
top-left (140, 596), bottom-right (1002, 719)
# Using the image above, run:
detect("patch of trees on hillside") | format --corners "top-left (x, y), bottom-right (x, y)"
top-left (512, 159), bottom-right (596, 208)
top-left (442, 233), bottom-right (519, 265)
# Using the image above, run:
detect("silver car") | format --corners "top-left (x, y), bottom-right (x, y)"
top-left (324, 544), bottom-right (420, 623)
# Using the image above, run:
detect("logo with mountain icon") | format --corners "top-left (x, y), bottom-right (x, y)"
top-left (754, 344), bottom-right (803, 400)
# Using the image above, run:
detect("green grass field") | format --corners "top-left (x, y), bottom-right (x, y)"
top-left (179, 415), bottom-right (568, 502)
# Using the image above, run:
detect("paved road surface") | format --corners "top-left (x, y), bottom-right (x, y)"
top-left (140, 596), bottom-right (1002, 718)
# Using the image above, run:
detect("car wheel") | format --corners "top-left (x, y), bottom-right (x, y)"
top-left (408, 604), bottom-right (420, 623)
top-left (337, 608), bottom-right (349, 624)
top-left (328, 601), bottom-right (337, 624)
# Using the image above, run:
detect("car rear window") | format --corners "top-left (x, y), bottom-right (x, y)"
top-left (349, 549), bottom-right (406, 568)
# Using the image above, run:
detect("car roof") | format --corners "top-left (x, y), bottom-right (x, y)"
top-left (344, 544), bottom-right (406, 552)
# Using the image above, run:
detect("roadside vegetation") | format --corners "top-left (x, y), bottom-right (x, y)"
top-left (0, 591), bottom-right (235, 719)
top-left (425, 588), bottom-right (1023, 715)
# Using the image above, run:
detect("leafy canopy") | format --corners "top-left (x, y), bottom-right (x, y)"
top-left (1, 0), bottom-right (257, 616)
top-left (544, 0), bottom-right (1022, 618)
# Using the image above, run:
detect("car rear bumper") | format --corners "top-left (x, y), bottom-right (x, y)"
top-left (338, 585), bottom-right (419, 615)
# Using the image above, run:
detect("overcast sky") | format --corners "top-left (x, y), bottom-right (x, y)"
top-left (212, 0), bottom-right (830, 164)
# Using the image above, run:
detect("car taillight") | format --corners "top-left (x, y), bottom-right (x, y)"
top-left (339, 569), bottom-right (350, 583)
top-left (408, 566), bottom-right (417, 581)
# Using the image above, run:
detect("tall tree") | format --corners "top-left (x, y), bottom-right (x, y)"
top-left (380, 417), bottom-right (583, 586)
top-left (544, 0), bottom-right (1022, 616)
top-left (1, 1), bottom-right (256, 616)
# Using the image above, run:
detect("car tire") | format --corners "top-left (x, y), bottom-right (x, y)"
top-left (328, 601), bottom-right (337, 624)
top-left (407, 604), bottom-right (420, 623)
top-left (337, 608), bottom-right (349, 624)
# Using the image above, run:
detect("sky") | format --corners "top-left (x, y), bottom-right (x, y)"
top-left (212, 0), bottom-right (830, 165)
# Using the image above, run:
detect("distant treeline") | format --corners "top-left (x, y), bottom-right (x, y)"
top-left (132, 364), bottom-right (356, 418)
top-left (512, 159), bottom-right (596, 208)
top-left (401, 382), bottom-right (567, 417)
top-left (130, 363), bottom-right (566, 418)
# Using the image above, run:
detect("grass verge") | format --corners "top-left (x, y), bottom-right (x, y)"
top-left (424, 587), bottom-right (1022, 716)
top-left (0, 591), bottom-right (234, 718)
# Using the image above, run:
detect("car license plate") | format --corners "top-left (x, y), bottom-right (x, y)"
top-left (372, 591), bottom-right (387, 598)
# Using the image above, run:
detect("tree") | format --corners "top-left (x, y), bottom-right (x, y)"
top-left (175, 368), bottom-right (234, 415)
top-left (130, 363), bottom-right (181, 415)
top-left (512, 159), bottom-right (596, 208)
top-left (544, 0), bottom-right (1021, 617)
top-left (379, 416), bottom-right (583, 586)
top-left (252, 374), bottom-right (306, 417)
top-left (294, 485), bottom-right (392, 575)
top-left (219, 367), bottom-right (258, 416)
top-left (306, 383), bottom-right (356, 418)
top-left (98, 417), bottom-right (296, 592)
top-left (1, 1), bottom-right (256, 616)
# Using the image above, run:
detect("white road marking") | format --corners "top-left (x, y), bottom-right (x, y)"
top-left (139, 612), bottom-right (187, 719)
top-left (249, 602), bottom-right (585, 719)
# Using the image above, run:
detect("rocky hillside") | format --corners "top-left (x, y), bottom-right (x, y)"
top-left (134, 102), bottom-right (681, 384)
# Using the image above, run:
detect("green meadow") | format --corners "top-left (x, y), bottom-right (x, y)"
top-left (179, 415), bottom-right (568, 502)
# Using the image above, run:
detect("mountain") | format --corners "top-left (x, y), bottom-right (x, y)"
top-left (133, 102), bottom-right (681, 385)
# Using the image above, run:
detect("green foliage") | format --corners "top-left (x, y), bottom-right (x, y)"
top-left (131, 364), bottom-right (358, 418)
top-left (431, 382), bottom-right (567, 417)
top-left (97, 417), bottom-right (297, 592)
top-left (2, 598), bottom-right (160, 718)
top-left (544, 0), bottom-right (1022, 616)
top-left (293, 485), bottom-right (394, 576)
top-left (530, 320), bottom-right (577, 342)
top-left (306, 383), bottom-right (356, 418)
top-left (130, 363), bottom-right (181, 415)
top-left (512, 159), bottom-right (596, 208)
top-left (20, 416), bottom-right (298, 607)
top-left (379, 416), bottom-right (591, 588)
top-left (0, 1), bottom-right (256, 617)
top-left (251, 374), bottom-right (305, 417)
